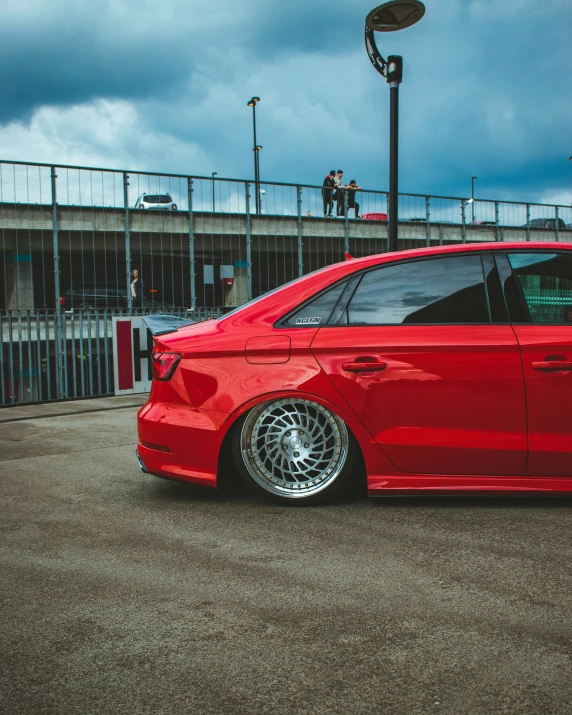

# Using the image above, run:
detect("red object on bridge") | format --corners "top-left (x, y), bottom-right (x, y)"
top-left (362, 212), bottom-right (388, 221)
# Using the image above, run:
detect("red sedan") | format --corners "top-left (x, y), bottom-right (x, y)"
top-left (137, 242), bottom-right (572, 504)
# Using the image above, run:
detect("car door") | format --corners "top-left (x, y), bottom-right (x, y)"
top-left (499, 251), bottom-right (572, 476)
top-left (311, 253), bottom-right (527, 476)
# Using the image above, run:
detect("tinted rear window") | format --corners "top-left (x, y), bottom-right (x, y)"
top-left (347, 255), bottom-right (490, 325)
top-left (144, 195), bottom-right (171, 203)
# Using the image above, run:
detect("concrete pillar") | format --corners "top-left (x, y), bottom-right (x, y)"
top-left (225, 260), bottom-right (249, 306)
top-left (6, 253), bottom-right (34, 311)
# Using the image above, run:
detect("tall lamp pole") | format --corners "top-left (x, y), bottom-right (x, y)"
top-left (365, 1), bottom-right (425, 252)
top-left (211, 172), bottom-right (217, 213)
top-left (254, 145), bottom-right (263, 213)
top-left (471, 176), bottom-right (477, 223)
top-left (247, 96), bottom-right (261, 214)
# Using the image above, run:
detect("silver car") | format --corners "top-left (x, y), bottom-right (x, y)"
top-left (134, 193), bottom-right (178, 210)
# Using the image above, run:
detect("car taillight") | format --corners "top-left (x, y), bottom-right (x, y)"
top-left (58, 296), bottom-right (66, 307)
top-left (171, 204), bottom-right (178, 210)
top-left (139, 204), bottom-right (145, 209)
top-left (152, 352), bottom-right (181, 381)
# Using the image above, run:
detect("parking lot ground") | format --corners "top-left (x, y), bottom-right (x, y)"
top-left (1, 398), bottom-right (571, 715)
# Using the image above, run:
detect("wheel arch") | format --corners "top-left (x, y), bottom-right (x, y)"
top-left (215, 389), bottom-right (367, 490)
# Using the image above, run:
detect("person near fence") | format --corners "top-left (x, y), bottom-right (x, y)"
top-left (322, 170), bottom-right (336, 217)
top-left (130, 269), bottom-right (144, 306)
top-left (346, 180), bottom-right (362, 219)
top-left (335, 170), bottom-right (344, 216)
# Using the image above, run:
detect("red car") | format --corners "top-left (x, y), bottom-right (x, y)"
top-left (137, 242), bottom-right (572, 504)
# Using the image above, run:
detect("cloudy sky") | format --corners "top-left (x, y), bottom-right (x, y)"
top-left (1, 0), bottom-right (570, 204)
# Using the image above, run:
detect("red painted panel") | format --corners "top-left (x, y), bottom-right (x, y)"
top-left (116, 320), bottom-right (134, 391)
top-left (513, 325), bottom-right (572, 476)
top-left (312, 325), bottom-right (527, 476)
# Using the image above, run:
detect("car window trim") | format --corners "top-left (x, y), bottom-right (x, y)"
top-left (329, 274), bottom-right (362, 325)
top-left (481, 253), bottom-right (509, 323)
top-left (275, 277), bottom-right (350, 328)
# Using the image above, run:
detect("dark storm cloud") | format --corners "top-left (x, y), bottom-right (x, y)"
top-left (0, 0), bottom-right (570, 203)
top-left (0, 0), bottom-right (360, 123)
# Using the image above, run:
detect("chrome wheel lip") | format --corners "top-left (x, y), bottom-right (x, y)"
top-left (240, 398), bottom-right (349, 499)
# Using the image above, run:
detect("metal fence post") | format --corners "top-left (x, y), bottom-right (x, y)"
top-left (297, 186), bottom-right (303, 277)
top-left (245, 183), bottom-right (253, 300)
top-left (343, 190), bottom-right (350, 255)
top-left (555, 206), bottom-right (560, 241)
top-left (123, 172), bottom-right (132, 313)
top-left (526, 204), bottom-right (531, 241)
top-left (461, 200), bottom-right (467, 243)
top-left (187, 178), bottom-right (196, 309)
top-left (425, 196), bottom-right (431, 247)
top-left (51, 166), bottom-right (66, 399)
top-left (495, 201), bottom-right (500, 242)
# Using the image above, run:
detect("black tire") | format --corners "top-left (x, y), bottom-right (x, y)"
top-left (231, 398), bottom-right (358, 505)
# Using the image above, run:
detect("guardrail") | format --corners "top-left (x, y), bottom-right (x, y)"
top-left (1, 159), bottom-right (570, 226)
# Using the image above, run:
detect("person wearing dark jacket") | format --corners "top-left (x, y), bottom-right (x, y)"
top-left (322, 170), bottom-right (336, 217)
top-left (346, 180), bottom-right (362, 218)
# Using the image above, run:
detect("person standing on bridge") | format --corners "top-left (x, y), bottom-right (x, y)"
top-left (334, 169), bottom-right (345, 216)
top-left (346, 180), bottom-right (362, 219)
top-left (322, 170), bottom-right (336, 217)
top-left (131, 269), bottom-right (144, 307)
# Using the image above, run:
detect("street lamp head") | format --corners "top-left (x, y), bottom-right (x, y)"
top-left (254, 145), bottom-right (263, 151)
top-left (212, 172), bottom-right (218, 177)
top-left (247, 96), bottom-right (260, 106)
top-left (472, 176), bottom-right (478, 181)
top-left (366, 1), bottom-right (425, 32)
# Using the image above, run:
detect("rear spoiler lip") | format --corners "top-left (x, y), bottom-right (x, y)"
top-left (143, 314), bottom-right (197, 337)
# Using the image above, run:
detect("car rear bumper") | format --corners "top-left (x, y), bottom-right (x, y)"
top-left (137, 400), bottom-right (227, 488)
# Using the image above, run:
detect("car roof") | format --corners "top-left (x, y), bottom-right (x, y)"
top-left (224, 241), bottom-right (571, 328)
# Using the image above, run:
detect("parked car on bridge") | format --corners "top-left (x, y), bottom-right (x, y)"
top-left (62, 287), bottom-right (129, 309)
top-left (137, 242), bottom-right (572, 505)
top-left (526, 218), bottom-right (566, 229)
top-left (134, 193), bottom-right (178, 211)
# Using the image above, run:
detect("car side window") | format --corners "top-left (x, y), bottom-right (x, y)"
top-left (284, 280), bottom-right (348, 327)
top-left (507, 253), bottom-right (572, 323)
top-left (346, 255), bottom-right (490, 325)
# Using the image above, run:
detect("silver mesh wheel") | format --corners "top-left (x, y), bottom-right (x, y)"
top-left (240, 398), bottom-right (349, 499)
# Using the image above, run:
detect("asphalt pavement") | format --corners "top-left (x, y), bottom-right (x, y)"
top-left (1, 397), bottom-right (571, 715)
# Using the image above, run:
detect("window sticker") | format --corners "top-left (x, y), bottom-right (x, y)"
top-left (295, 316), bottom-right (321, 325)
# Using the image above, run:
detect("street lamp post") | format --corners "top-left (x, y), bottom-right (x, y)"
top-left (211, 172), bottom-right (217, 213)
top-left (254, 145), bottom-right (263, 213)
top-left (365, 1), bottom-right (425, 252)
top-left (471, 176), bottom-right (477, 223)
top-left (247, 96), bottom-right (261, 214)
